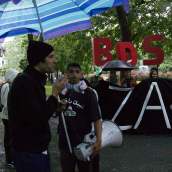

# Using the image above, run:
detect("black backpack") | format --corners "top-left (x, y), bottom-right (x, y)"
top-left (0, 82), bottom-right (12, 112)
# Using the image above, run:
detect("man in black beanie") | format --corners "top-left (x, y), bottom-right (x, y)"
top-left (8, 40), bottom-right (68, 172)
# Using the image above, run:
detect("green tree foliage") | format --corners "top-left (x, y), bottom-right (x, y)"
top-left (45, 31), bottom-right (94, 74)
top-left (3, 0), bottom-right (172, 74)
top-left (19, 35), bottom-right (37, 70)
top-left (158, 54), bottom-right (172, 72)
top-left (2, 36), bottom-right (26, 76)
top-left (48, 0), bottom-right (172, 73)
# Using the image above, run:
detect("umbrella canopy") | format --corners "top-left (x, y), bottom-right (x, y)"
top-left (102, 60), bottom-right (137, 71)
top-left (0, 0), bottom-right (22, 5)
top-left (0, 0), bottom-right (129, 43)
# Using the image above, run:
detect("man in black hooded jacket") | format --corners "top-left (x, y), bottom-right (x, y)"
top-left (8, 40), bottom-right (68, 172)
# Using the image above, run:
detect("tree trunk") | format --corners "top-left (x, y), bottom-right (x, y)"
top-left (116, 6), bottom-right (131, 82)
top-left (47, 73), bottom-right (52, 85)
top-left (27, 34), bottom-right (33, 42)
top-left (116, 6), bottom-right (131, 42)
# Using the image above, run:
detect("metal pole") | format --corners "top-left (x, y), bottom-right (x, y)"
top-left (157, 64), bottom-right (158, 76)
top-left (58, 96), bottom-right (73, 154)
top-left (32, 0), bottom-right (46, 43)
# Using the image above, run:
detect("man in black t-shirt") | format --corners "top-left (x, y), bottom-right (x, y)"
top-left (57, 62), bottom-right (102, 172)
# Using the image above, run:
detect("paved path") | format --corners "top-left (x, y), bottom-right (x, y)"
top-left (99, 133), bottom-right (172, 172)
top-left (0, 118), bottom-right (172, 172)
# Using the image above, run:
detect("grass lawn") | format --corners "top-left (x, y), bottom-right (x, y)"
top-left (45, 85), bottom-right (52, 95)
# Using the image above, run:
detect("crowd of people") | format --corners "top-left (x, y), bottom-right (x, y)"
top-left (1, 40), bottom-right (102, 172)
top-left (0, 40), bottom-right (160, 172)
top-left (88, 68), bottom-right (138, 89)
top-left (88, 66), bottom-right (159, 89)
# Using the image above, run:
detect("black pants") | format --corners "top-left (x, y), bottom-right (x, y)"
top-left (92, 154), bottom-right (100, 172)
top-left (2, 119), bottom-right (12, 163)
top-left (60, 148), bottom-right (93, 172)
top-left (60, 148), bottom-right (100, 172)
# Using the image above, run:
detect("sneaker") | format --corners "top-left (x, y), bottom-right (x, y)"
top-left (6, 163), bottom-right (15, 168)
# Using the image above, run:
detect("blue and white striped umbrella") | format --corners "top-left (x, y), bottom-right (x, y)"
top-left (0, 0), bottom-right (129, 43)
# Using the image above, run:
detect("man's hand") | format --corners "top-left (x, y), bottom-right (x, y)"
top-left (90, 140), bottom-right (101, 159)
top-left (53, 99), bottom-right (66, 118)
top-left (90, 119), bottom-right (102, 159)
top-left (56, 99), bottom-right (66, 113)
top-left (52, 75), bottom-right (68, 98)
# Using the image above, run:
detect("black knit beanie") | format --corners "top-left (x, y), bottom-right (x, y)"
top-left (27, 40), bottom-right (54, 66)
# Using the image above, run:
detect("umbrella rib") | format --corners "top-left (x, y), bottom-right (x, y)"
top-left (79, 0), bottom-right (89, 7)
top-left (85, 0), bottom-right (110, 13)
top-left (72, 0), bottom-right (90, 17)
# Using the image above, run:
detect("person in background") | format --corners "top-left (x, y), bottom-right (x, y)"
top-left (149, 70), bottom-right (158, 78)
top-left (89, 66), bottom-right (103, 89)
top-left (7, 40), bottom-right (68, 172)
top-left (121, 70), bottom-right (137, 88)
top-left (57, 62), bottom-right (102, 172)
top-left (106, 70), bottom-right (119, 85)
top-left (1, 68), bottom-right (20, 168)
top-left (150, 66), bottom-right (158, 73)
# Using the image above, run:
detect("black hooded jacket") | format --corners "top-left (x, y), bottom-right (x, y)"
top-left (8, 66), bottom-right (58, 153)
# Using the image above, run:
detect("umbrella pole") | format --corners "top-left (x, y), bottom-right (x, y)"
top-left (32, 0), bottom-right (45, 43)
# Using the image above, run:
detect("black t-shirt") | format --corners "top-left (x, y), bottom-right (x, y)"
top-left (58, 88), bottom-right (101, 149)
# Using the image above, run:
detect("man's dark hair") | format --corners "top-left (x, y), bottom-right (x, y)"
top-left (151, 66), bottom-right (157, 72)
top-left (67, 62), bottom-right (81, 71)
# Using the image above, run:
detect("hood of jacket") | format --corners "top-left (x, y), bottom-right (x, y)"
top-left (5, 68), bottom-right (20, 83)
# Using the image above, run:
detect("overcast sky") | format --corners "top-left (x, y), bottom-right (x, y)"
top-left (4, 37), bottom-right (14, 43)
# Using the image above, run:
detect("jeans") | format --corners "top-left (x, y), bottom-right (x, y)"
top-left (2, 119), bottom-right (12, 163)
top-left (11, 148), bottom-right (50, 172)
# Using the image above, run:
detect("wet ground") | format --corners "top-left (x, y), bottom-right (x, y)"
top-left (0, 117), bottom-right (172, 172)
top-left (0, 118), bottom-right (14, 172)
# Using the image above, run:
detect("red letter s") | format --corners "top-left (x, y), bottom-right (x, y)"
top-left (142, 35), bottom-right (164, 65)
